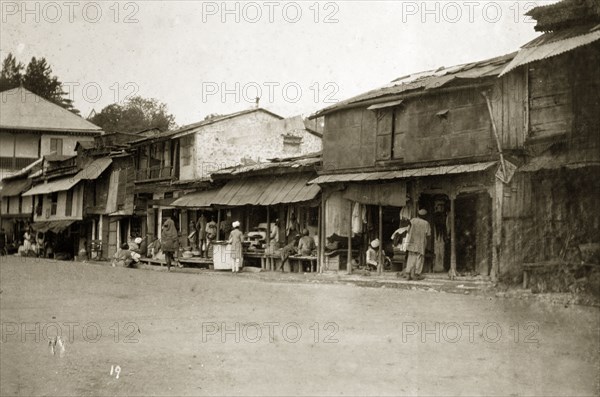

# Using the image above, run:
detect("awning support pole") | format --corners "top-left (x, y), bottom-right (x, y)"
top-left (216, 209), bottom-right (221, 241)
top-left (378, 205), bottom-right (383, 275)
top-left (317, 201), bottom-right (322, 273)
top-left (449, 193), bottom-right (458, 280)
top-left (347, 203), bottom-right (352, 275)
top-left (266, 206), bottom-right (270, 271)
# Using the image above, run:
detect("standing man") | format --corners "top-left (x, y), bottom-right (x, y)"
top-left (404, 209), bottom-right (431, 281)
top-left (228, 221), bottom-right (244, 273)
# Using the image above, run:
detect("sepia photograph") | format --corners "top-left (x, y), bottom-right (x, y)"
top-left (0, 0), bottom-right (599, 395)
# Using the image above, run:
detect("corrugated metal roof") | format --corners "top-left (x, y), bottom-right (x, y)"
top-left (75, 157), bottom-right (112, 180)
top-left (311, 53), bottom-right (515, 118)
top-left (309, 162), bottom-right (497, 184)
top-left (171, 189), bottom-right (221, 208)
top-left (213, 173), bottom-right (320, 206)
top-left (22, 177), bottom-right (79, 196)
top-left (0, 178), bottom-right (32, 197)
top-left (500, 24), bottom-right (600, 76)
top-left (22, 157), bottom-right (112, 196)
top-left (0, 87), bottom-right (102, 132)
top-left (367, 100), bottom-right (404, 111)
top-left (212, 153), bottom-right (321, 177)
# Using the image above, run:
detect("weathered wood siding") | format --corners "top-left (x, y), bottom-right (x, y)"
top-left (496, 69), bottom-right (527, 149)
top-left (322, 108), bottom-right (377, 171)
top-left (322, 87), bottom-right (498, 171)
top-left (528, 55), bottom-right (572, 140)
top-left (402, 89), bottom-right (495, 163)
top-left (571, 42), bottom-right (600, 157)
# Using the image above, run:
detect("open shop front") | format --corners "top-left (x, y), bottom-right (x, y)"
top-left (208, 173), bottom-right (321, 271)
top-left (313, 161), bottom-right (498, 277)
top-left (320, 182), bottom-right (410, 274)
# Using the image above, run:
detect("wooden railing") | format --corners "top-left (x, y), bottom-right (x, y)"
top-left (135, 166), bottom-right (175, 181)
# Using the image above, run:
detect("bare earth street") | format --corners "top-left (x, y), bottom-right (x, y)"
top-left (1, 257), bottom-right (598, 396)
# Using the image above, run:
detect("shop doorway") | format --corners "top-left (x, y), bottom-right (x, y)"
top-left (455, 192), bottom-right (492, 275)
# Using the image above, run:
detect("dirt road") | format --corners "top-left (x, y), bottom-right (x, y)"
top-left (1, 257), bottom-right (598, 396)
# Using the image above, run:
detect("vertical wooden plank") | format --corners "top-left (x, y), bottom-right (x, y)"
top-left (378, 205), bottom-right (383, 275)
top-left (317, 201), bottom-right (322, 273)
top-left (449, 195), bottom-right (457, 279)
top-left (320, 197), bottom-right (326, 273)
top-left (347, 203), bottom-right (352, 274)
top-left (216, 209), bottom-right (221, 241)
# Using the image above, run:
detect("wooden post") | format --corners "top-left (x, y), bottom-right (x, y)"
top-left (320, 197), bottom-right (326, 273)
top-left (449, 194), bottom-right (457, 280)
top-left (317, 200), bottom-right (322, 273)
top-left (347, 202), bottom-right (352, 274)
top-left (266, 206), bottom-right (270, 271)
top-left (378, 205), bottom-right (383, 275)
top-left (216, 209), bottom-right (221, 241)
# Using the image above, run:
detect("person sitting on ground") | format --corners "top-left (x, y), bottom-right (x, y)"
top-left (366, 239), bottom-right (381, 271)
top-left (129, 237), bottom-right (142, 253)
top-left (113, 243), bottom-right (134, 267)
top-left (297, 229), bottom-right (316, 256)
top-left (139, 235), bottom-right (149, 258)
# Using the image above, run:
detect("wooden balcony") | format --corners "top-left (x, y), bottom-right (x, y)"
top-left (135, 165), bottom-right (176, 182)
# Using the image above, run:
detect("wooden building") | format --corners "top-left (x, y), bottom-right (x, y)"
top-left (497, 0), bottom-right (600, 279)
top-left (310, 0), bottom-right (599, 282)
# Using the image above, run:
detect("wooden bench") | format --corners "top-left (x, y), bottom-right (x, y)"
top-left (288, 255), bottom-right (317, 273)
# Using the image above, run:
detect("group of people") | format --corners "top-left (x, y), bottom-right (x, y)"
top-left (189, 213), bottom-right (218, 257)
top-left (112, 216), bottom-right (181, 271)
top-left (16, 228), bottom-right (52, 258)
top-left (366, 208), bottom-right (431, 280)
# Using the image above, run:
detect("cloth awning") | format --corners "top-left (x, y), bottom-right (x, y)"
top-left (171, 189), bottom-right (221, 208)
top-left (213, 173), bottom-right (320, 206)
top-left (500, 24), bottom-right (600, 76)
top-left (343, 182), bottom-right (407, 207)
top-left (22, 177), bottom-right (79, 196)
top-left (31, 220), bottom-right (75, 233)
top-left (310, 161), bottom-right (497, 184)
top-left (0, 178), bottom-right (32, 197)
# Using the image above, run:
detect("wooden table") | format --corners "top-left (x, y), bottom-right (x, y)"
top-left (288, 255), bottom-right (318, 273)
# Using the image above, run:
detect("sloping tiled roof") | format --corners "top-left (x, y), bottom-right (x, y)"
top-left (311, 53), bottom-right (516, 118)
top-left (0, 87), bottom-right (102, 133)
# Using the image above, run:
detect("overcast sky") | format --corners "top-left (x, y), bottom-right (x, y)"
top-left (1, 0), bottom-right (556, 126)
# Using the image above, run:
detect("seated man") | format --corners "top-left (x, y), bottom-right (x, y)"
top-left (297, 229), bottom-right (316, 256)
top-left (278, 234), bottom-right (300, 272)
top-left (366, 239), bottom-right (381, 271)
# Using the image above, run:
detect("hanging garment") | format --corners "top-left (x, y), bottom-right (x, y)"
top-left (433, 232), bottom-right (445, 272)
top-left (352, 202), bottom-right (363, 235)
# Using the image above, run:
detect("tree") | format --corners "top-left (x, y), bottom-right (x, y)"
top-left (0, 53), bottom-right (79, 115)
top-left (89, 96), bottom-right (176, 133)
top-left (0, 53), bottom-right (24, 91)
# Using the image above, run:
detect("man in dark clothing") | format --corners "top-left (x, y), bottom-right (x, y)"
top-left (278, 234), bottom-right (300, 272)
